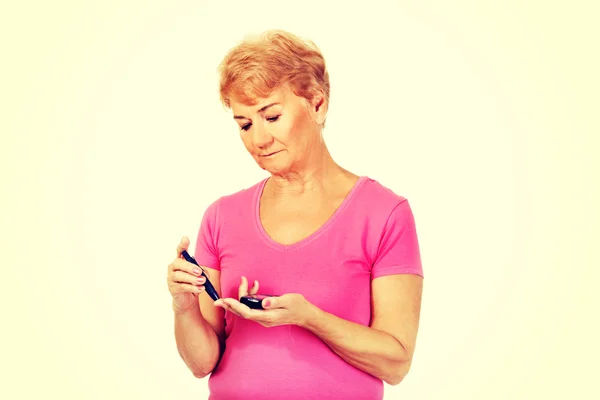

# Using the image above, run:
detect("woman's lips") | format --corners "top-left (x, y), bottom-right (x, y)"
top-left (260, 150), bottom-right (282, 157)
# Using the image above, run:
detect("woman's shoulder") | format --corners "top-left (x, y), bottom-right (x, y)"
top-left (348, 177), bottom-right (420, 231)
top-left (357, 176), bottom-right (409, 208)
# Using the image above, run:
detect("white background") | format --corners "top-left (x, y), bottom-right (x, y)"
top-left (2, 1), bottom-right (598, 399)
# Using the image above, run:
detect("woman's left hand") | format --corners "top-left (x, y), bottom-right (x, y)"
top-left (213, 276), bottom-right (315, 328)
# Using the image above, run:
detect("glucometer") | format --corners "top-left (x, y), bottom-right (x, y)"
top-left (240, 294), bottom-right (273, 310)
top-left (180, 250), bottom-right (220, 301)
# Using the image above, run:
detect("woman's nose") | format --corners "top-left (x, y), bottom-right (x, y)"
top-left (252, 123), bottom-right (274, 148)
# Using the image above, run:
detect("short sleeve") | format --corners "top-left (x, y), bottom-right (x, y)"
top-left (371, 199), bottom-right (423, 279)
top-left (193, 199), bottom-right (221, 271)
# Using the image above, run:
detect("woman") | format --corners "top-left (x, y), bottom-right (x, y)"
top-left (166, 30), bottom-right (424, 400)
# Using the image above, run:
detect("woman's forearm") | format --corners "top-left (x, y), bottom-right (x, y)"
top-left (301, 305), bottom-right (411, 385)
top-left (173, 302), bottom-right (222, 378)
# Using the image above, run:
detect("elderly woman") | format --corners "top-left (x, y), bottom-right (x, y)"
top-left (166, 30), bottom-right (424, 399)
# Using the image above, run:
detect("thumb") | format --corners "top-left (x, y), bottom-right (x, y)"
top-left (262, 296), bottom-right (280, 309)
top-left (177, 236), bottom-right (190, 257)
top-left (238, 276), bottom-right (249, 299)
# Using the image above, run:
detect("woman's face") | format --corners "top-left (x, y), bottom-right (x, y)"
top-left (229, 85), bottom-right (326, 175)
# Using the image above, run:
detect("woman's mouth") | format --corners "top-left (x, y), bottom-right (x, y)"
top-left (260, 150), bottom-right (282, 157)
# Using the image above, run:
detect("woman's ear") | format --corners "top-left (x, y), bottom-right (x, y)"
top-left (311, 91), bottom-right (328, 125)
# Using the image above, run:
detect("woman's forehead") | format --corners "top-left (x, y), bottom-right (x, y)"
top-left (231, 87), bottom-right (294, 115)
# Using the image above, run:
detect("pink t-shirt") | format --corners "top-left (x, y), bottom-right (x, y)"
top-left (193, 176), bottom-right (423, 400)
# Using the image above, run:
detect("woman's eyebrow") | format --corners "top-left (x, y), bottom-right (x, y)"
top-left (234, 102), bottom-right (281, 120)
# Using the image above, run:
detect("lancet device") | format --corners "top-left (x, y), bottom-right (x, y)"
top-left (181, 250), bottom-right (220, 301)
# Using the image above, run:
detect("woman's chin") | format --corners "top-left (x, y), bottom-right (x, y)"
top-left (256, 157), bottom-right (290, 174)
top-left (259, 162), bottom-right (290, 175)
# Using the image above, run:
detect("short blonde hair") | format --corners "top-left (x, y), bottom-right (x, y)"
top-left (218, 30), bottom-right (330, 109)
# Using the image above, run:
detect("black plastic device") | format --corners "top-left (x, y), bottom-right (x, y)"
top-left (180, 250), bottom-right (220, 301)
top-left (240, 294), bottom-right (273, 310)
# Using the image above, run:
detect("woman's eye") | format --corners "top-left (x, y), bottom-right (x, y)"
top-left (240, 116), bottom-right (278, 131)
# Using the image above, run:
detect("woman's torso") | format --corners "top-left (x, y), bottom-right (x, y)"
top-left (205, 175), bottom-right (404, 400)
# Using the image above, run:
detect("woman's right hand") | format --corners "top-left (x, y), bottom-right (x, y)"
top-left (167, 236), bottom-right (206, 312)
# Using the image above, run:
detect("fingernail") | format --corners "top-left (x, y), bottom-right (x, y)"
top-left (193, 268), bottom-right (201, 275)
top-left (263, 299), bottom-right (270, 308)
top-left (197, 277), bottom-right (205, 284)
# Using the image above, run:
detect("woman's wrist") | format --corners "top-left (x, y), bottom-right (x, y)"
top-left (297, 300), bottom-right (323, 329)
top-left (172, 299), bottom-right (201, 317)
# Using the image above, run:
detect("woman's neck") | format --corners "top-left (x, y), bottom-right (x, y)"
top-left (267, 147), bottom-right (353, 197)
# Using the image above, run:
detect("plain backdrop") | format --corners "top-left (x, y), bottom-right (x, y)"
top-left (1, 1), bottom-right (598, 399)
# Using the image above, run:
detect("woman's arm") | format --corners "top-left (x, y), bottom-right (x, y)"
top-left (174, 267), bottom-right (226, 378)
top-left (214, 273), bottom-right (423, 384)
top-left (301, 274), bottom-right (423, 385)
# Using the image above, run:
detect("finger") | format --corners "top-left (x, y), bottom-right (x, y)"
top-left (176, 236), bottom-right (190, 257)
top-left (171, 258), bottom-right (204, 277)
top-left (170, 282), bottom-right (204, 295)
top-left (214, 300), bottom-right (242, 317)
top-left (226, 307), bottom-right (243, 318)
top-left (224, 298), bottom-right (254, 319)
top-left (238, 276), bottom-right (249, 299)
top-left (262, 296), bottom-right (280, 309)
top-left (171, 270), bottom-right (206, 286)
top-left (249, 280), bottom-right (259, 296)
